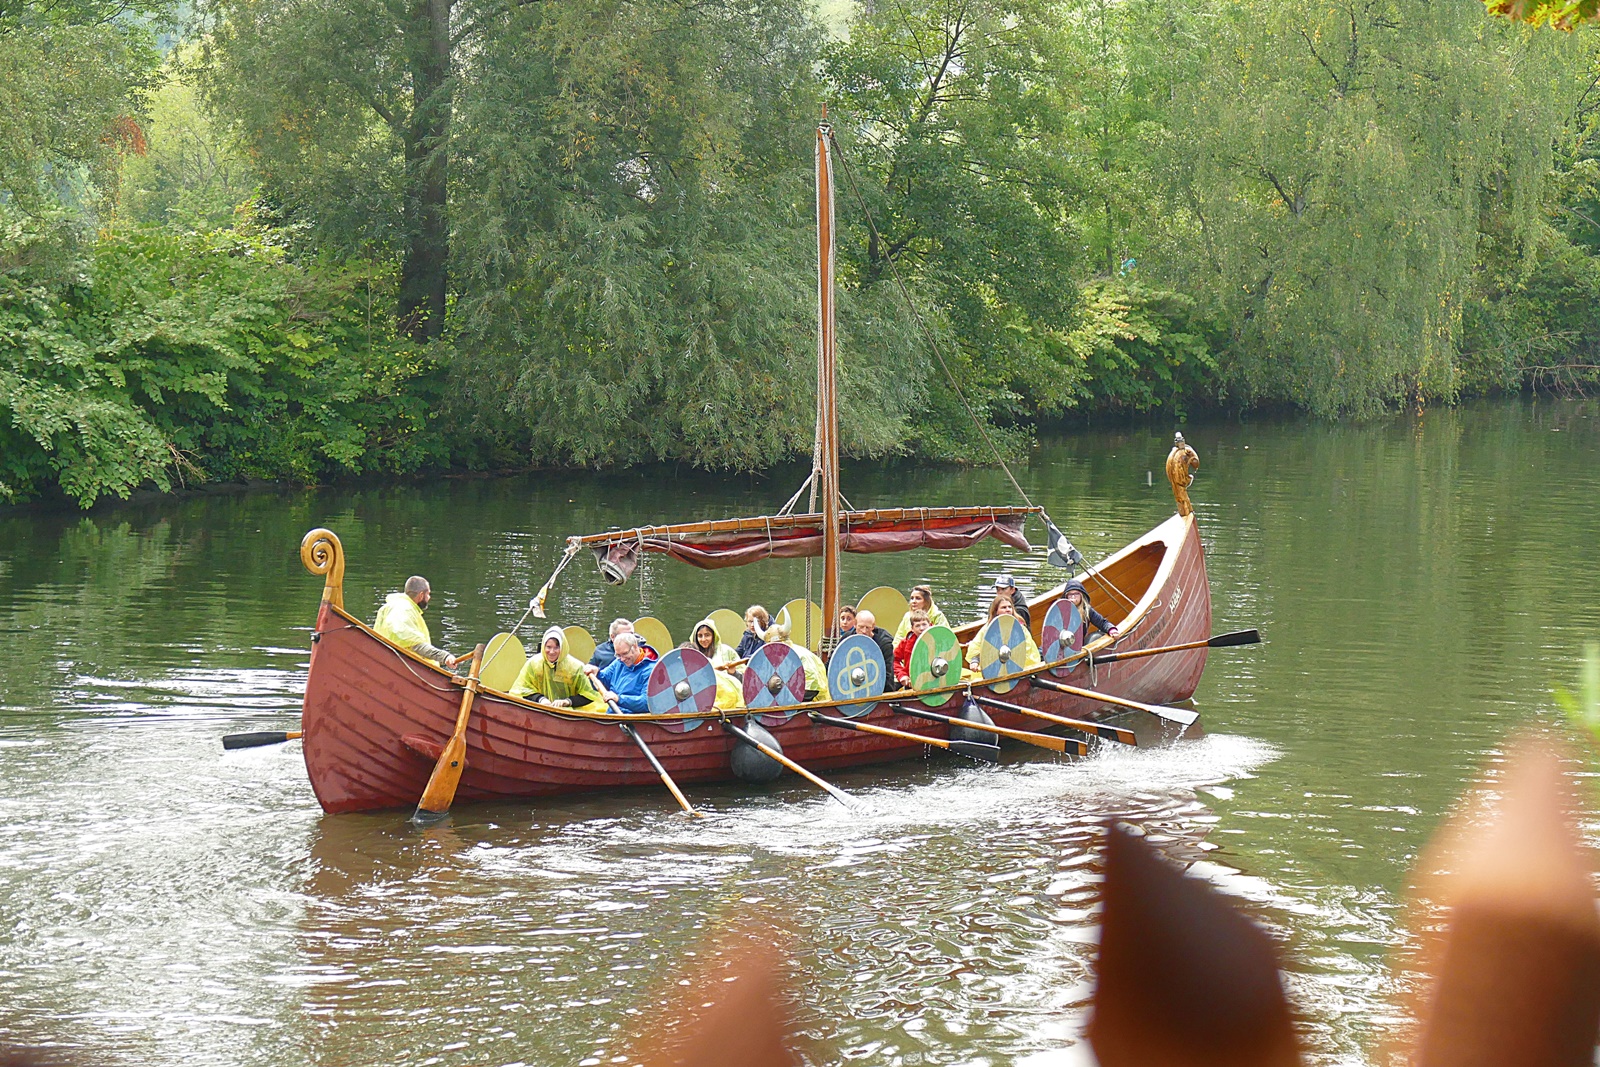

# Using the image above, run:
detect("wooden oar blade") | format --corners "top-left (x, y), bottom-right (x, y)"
top-left (412, 735), bottom-right (466, 824)
top-left (1089, 824), bottom-right (1302, 1067)
top-left (1030, 677), bottom-right (1199, 727)
top-left (221, 730), bottom-right (301, 750)
top-left (1209, 628), bottom-right (1261, 648)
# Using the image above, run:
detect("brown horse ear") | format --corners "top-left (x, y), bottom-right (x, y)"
top-left (1404, 743), bottom-right (1600, 1067)
top-left (1088, 824), bottom-right (1302, 1067)
top-left (628, 930), bottom-right (798, 1067)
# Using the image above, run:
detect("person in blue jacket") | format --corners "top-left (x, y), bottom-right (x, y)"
top-left (595, 632), bottom-right (659, 714)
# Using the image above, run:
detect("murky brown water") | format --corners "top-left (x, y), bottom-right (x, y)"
top-left (2, 399), bottom-right (1597, 1066)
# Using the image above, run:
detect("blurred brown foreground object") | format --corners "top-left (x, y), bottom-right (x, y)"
top-left (1087, 824), bottom-right (1304, 1067)
top-left (1406, 743), bottom-right (1600, 1067)
top-left (629, 935), bottom-right (799, 1067)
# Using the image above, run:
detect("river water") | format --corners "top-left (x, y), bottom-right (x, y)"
top-left (1, 399), bottom-right (1596, 1066)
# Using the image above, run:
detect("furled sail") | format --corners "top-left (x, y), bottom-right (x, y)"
top-left (574, 506), bottom-right (1039, 583)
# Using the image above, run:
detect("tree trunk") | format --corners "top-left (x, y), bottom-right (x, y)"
top-left (399, 0), bottom-right (453, 342)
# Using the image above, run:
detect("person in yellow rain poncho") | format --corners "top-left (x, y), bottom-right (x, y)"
top-left (690, 617), bottom-right (740, 669)
top-left (965, 595), bottom-right (1040, 673)
top-left (765, 620), bottom-right (829, 701)
top-left (511, 627), bottom-right (608, 709)
top-left (373, 576), bottom-right (457, 667)
top-left (892, 584), bottom-right (950, 641)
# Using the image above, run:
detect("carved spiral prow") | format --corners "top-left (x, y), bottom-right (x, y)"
top-left (300, 528), bottom-right (345, 610)
top-left (1165, 432), bottom-right (1200, 517)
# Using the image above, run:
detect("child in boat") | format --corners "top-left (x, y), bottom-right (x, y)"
top-left (893, 608), bottom-right (931, 687)
top-left (894, 585), bottom-right (949, 641)
top-left (737, 605), bottom-right (769, 659)
top-left (967, 595), bottom-right (1040, 672)
top-left (512, 626), bottom-right (607, 709)
top-left (835, 604), bottom-right (857, 643)
top-left (766, 620), bottom-right (830, 700)
top-left (690, 617), bottom-right (740, 668)
top-left (1064, 580), bottom-right (1120, 642)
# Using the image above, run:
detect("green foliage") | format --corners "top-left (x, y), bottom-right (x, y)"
top-left (119, 54), bottom-right (255, 231)
top-left (1141, 0), bottom-right (1583, 416)
top-left (446, 0), bottom-right (942, 470)
top-left (0, 228), bottom-right (445, 507)
top-left (1487, 0), bottom-right (1600, 30)
top-left (1556, 643), bottom-right (1600, 747)
top-left (0, 0), bottom-right (175, 263)
top-left (1064, 282), bottom-right (1220, 416)
top-left (823, 0), bottom-right (1086, 436)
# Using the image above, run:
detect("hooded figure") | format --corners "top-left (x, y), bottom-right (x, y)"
top-left (691, 617), bottom-right (740, 668)
top-left (512, 626), bottom-right (606, 709)
top-left (1063, 580), bottom-right (1119, 643)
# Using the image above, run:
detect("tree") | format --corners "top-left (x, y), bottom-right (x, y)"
top-left (0, 0), bottom-right (172, 264)
top-left (1143, 0), bottom-right (1584, 414)
top-left (823, 0), bottom-right (1088, 433)
top-left (118, 51), bottom-right (255, 231)
top-left (201, 0), bottom-right (456, 339)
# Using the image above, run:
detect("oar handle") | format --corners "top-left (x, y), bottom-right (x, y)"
top-left (716, 656), bottom-right (751, 672)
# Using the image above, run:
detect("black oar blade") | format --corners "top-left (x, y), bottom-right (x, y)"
top-left (1209, 629), bottom-right (1261, 648)
top-left (222, 730), bottom-right (300, 750)
top-left (949, 739), bottom-right (1001, 763)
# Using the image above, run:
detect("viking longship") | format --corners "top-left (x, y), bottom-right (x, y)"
top-left (290, 120), bottom-right (1217, 816)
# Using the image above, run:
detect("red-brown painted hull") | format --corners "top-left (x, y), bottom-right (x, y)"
top-left (300, 512), bottom-right (1210, 814)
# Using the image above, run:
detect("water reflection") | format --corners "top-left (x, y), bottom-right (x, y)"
top-left (0, 399), bottom-right (1596, 1066)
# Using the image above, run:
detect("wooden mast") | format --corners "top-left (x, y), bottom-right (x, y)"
top-left (817, 114), bottom-right (841, 652)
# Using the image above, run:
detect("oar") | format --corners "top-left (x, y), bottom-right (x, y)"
top-left (1089, 629), bottom-right (1261, 665)
top-left (715, 656), bottom-right (751, 672)
top-left (412, 643), bottom-right (486, 825)
top-left (888, 703), bottom-right (1088, 756)
top-left (618, 720), bottom-right (701, 817)
top-left (222, 730), bottom-right (302, 750)
top-left (720, 719), bottom-right (855, 809)
top-left (969, 695), bottom-right (1136, 746)
top-left (1029, 676), bottom-right (1199, 727)
top-left (809, 711), bottom-right (998, 762)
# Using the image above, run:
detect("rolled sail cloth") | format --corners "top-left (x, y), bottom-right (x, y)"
top-left (579, 506), bottom-right (1038, 579)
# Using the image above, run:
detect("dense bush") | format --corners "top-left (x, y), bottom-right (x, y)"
top-left (0, 228), bottom-right (446, 507)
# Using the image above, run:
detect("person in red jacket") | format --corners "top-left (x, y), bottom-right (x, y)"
top-left (892, 608), bottom-right (931, 688)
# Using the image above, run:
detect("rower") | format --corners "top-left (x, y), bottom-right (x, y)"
top-left (967, 595), bottom-right (1040, 671)
top-left (372, 576), bottom-right (457, 668)
top-left (596, 632), bottom-right (659, 714)
top-left (993, 573), bottom-right (1031, 630)
top-left (853, 609), bottom-right (896, 668)
top-left (587, 618), bottom-right (635, 674)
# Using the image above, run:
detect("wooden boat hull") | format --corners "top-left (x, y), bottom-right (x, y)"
top-left (300, 512), bottom-right (1210, 814)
